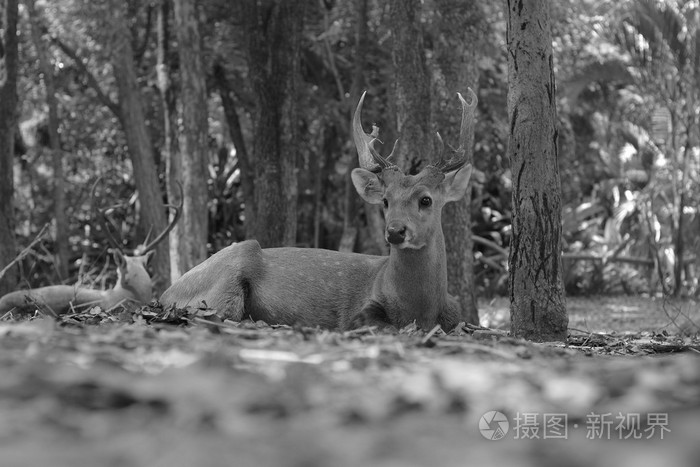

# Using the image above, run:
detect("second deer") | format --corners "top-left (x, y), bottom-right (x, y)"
top-left (160, 90), bottom-right (477, 331)
top-left (0, 181), bottom-right (181, 317)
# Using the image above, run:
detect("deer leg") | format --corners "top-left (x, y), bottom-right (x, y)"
top-left (346, 301), bottom-right (395, 331)
top-left (437, 296), bottom-right (462, 331)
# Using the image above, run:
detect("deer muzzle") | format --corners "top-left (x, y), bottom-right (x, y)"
top-left (386, 222), bottom-right (408, 245)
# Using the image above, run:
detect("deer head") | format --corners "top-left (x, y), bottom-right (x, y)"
top-left (351, 90), bottom-right (476, 250)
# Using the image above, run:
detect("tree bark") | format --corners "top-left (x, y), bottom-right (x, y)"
top-left (172, 0), bottom-right (209, 276)
top-left (0, 0), bottom-right (19, 296)
top-left (27, 0), bottom-right (69, 280)
top-left (213, 62), bottom-right (254, 239)
top-left (339, 0), bottom-right (368, 253)
top-left (109, 0), bottom-right (170, 295)
top-left (389, 0), bottom-right (432, 171)
top-left (431, 0), bottom-right (483, 325)
top-left (240, 0), bottom-right (305, 247)
top-left (506, 0), bottom-right (567, 342)
top-left (155, 0), bottom-right (182, 279)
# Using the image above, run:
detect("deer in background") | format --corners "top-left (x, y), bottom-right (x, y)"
top-left (160, 90), bottom-right (477, 331)
top-left (0, 180), bottom-right (181, 317)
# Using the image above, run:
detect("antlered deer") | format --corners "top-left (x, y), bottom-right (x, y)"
top-left (0, 181), bottom-right (181, 316)
top-left (160, 90), bottom-right (477, 330)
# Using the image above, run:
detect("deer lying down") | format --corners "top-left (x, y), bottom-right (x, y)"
top-left (0, 180), bottom-right (181, 317)
top-left (160, 90), bottom-right (477, 331)
top-left (0, 250), bottom-right (153, 316)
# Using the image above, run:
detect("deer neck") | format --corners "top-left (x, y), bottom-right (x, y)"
top-left (382, 228), bottom-right (448, 327)
top-left (109, 268), bottom-right (152, 304)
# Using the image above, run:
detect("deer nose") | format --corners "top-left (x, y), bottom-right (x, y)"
top-left (386, 224), bottom-right (407, 245)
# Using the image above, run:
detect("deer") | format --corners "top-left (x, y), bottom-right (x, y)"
top-left (0, 180), bottom-right (181, 317)
top-left (159, 89), bottom-right (477, 331)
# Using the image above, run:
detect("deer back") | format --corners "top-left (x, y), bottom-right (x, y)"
top-left (160, 240), bottom-right (389, 328)
top-left (0, 251), bottom-right (153, 316)
top-left (0, 285), bottom-right (104, 316)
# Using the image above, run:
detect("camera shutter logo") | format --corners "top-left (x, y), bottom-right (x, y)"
top-left (479, 411), bottom-right (510, 440)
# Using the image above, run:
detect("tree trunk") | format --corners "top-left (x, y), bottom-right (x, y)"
top-left (389, 0), bottom-right (432, 171)
top-left (240, 0), bottom-right (305, 248)
top-left (431, 0), bottom-right (483, 325)
top-left (156, 0), bottom-right (182, 279)
top-left (213, 62), bottom-right (254, 239)
top-left (110, 0), bottom-right (170, 295)
top-left (0, 0), bottom-right (19, 295)
top-left (339, 0), bottom-right (368, 253)
top-left (27, 0), bottom-right (69, 280)
top-left (172, 0), bottom-right (209, 275)
top-left (505, 0), bottom-right (567, 342)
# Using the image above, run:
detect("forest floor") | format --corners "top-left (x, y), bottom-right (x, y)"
top-left (0, 295), bottom-right (699, 467)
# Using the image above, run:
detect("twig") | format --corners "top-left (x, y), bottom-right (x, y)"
top-left (51, 36), bottom-right (123, 120)
top-left (567, 327), bottom-right (612, 337)
top-left (0, 223), bottom-right (50, 281)
top-left (421, 324), bottom-right (442, 345)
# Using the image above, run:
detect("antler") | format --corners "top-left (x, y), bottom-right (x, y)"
top-left (136, 181), bottom-right (183, 255)
top-left (353, 91), bottom-right (399, 173)
top-left (91, 177), bottom-right (126, 252)
top-left (431, 87), bottom-right (478, 173)
top-left (91, 177), bottom-right (183, 256)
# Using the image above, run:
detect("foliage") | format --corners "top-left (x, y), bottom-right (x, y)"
top-left (3, 0), bottom-right (699, 298)
top-left (553, 0), bottom-right (700, 296)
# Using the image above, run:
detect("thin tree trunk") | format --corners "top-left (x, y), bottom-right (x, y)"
top-left (0, 0), bottom-right (19, 296)
top-left (673, 145), bottom-right (689, 296)
top-left (173, 0), bottom-right (209, 274)
top-left (431, 0), bottom-right (483, 325)
top-left (27, 0), bottom-right (69, 280)
top-left (339, 0), bottom-right (368, 253)
top-left (156, 0), bottom-right (182, 279)
top-left (240, 0), bottom-right (305, 248)
top-left (110, 0), bottom-right (170, 295)
top-left (213, 62), bottom-right (254, 239)
top-left (506, 0), bottom-right (567, 342)
top-left (388, 0), bottom-right (432, 170)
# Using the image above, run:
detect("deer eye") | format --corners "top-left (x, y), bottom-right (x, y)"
top-left (419, 196), bottom-right (432, 207)
top-left (382, 198), bottom-right (389, 209)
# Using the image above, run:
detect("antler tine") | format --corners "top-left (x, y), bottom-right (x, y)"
top-left (385, 138), bottom-right (399, 162)
top-left (137, 181), bottom-right (184, 255)
top-left (353, 91), bottom-right (395, 173)
top-left (435, 132), bottom-right (445, 159)
top-left (90, 177), bottom-right (125, 252)
top-left (433, 88), bottom-right (478, 173)
top-left (457, 88), bottom-right (477, 153)
top-left (368, 137), bottom-right (393, 169)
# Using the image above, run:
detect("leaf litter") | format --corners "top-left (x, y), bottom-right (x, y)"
top-left (0, 296), bottom-right (698, 467)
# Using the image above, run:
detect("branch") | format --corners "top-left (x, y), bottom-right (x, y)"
top-left (318, 0), bottom-right (345, 100)
top-left (472, 234), bottom-right (509, 258)
top-left (51, 36), bottom-right (123, 121)
top-left (0, 224), bottom-right (50, 281)
top-left (472, 233), bottom-right (696, 268)
top-left (133, 4), bottom-right (154, 66)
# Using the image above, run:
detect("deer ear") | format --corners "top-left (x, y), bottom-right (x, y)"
top-left (351, 168), bottom-right (385, 205)
top-left (443, 164), bottom-right (472, 203)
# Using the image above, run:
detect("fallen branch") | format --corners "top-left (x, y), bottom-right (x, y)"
top-left (473, 234), bottom-right (696, 268)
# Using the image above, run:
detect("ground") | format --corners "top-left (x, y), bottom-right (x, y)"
top-left (0, 296), bottom-right (698, 467)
